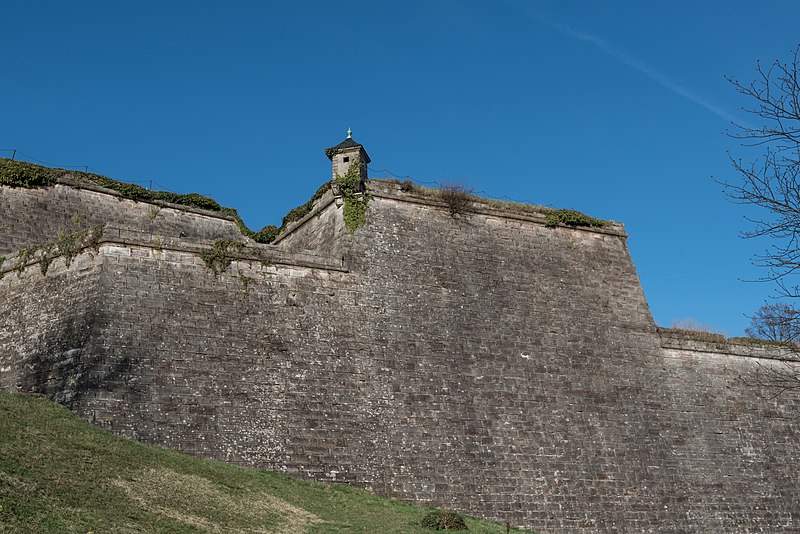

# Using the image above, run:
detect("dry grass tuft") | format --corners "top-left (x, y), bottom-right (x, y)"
top-left (113, 468), bottom-right (321, 533)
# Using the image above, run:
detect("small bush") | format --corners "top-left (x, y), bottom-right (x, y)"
top-left (399, 179), bottom-right (415, 192)
top-left (252, 225), bottom-right (280, 243)
top-left (541, 208), bottom-right (607, 228)
top-left (421, 511), bottom-right (468, 531)
top-left (439, 183), bottom-right (473, 217)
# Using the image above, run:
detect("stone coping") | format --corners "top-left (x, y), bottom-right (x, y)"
top-left (272, 179), bottom-right (628, 244)
top-left (369, 180), bottom-right (627, 237)
top-left (0, 225), bottom-right (347, 277)
top-left (659, 327), bottom-right (800, 362)
top-left (57, 175), bottom-right (237, 222)
top-left (271, 188), bottom-right (338, 245)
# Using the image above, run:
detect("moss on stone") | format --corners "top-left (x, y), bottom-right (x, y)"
top-left (199, 239), bottom-right (246, 275)
top-left (10, 225), bottom-right (106, 277)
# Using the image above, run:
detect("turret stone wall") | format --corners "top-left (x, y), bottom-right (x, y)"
top-left (1, 178), bottom-right (799, 533)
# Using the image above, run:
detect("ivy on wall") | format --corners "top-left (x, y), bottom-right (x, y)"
top-left (335, 157), bottom-right (369, 231)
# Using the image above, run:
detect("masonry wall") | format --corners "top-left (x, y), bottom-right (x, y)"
top-left (0, 179), bottom-right (243, 255)
top-left (657, 333), bottom-right (800, 531)
top-left (0, 251), bottom-right (104, 404)
top-left (2, 180), bottom-right (799, 533)
top-left (272, 189), bottom-right (350, 260)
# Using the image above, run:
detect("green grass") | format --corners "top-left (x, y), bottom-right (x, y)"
top-left (0, 392), bottom-right (531, 533)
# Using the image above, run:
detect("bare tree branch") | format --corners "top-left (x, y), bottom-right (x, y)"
top-left (718, 45), bottom-right (800, 297)
top-left (722, 45), bottom-right (800, 397)
top-left (738, 360), bottom-right (800, 400)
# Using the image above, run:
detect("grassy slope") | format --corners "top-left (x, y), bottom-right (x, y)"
top-left (0, 393), bottom-right (531, 533)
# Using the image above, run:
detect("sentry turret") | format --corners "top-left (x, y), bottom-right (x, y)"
top-left (325, 128), bottom-right (370, 183)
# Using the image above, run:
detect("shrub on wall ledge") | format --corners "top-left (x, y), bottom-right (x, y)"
top-left (438, 183), bottom-right (474, 217)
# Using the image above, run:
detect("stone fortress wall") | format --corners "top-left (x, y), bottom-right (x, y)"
top-left (0, 176), bottom-right (245, 256)
top-left (1, 165), bottom-right (799, 533)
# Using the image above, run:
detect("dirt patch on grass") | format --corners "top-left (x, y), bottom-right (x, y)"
top-left (112, 468), bottom-right (322, 533)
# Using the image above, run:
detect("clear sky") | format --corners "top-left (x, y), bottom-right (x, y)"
top-left (3, 1), bottom-right (799, 336)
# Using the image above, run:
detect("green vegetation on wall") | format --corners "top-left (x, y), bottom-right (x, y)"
top-left (335, 157), bottom-right (369, 231)
top-left (0, 158), bottom-right (344, 245)
top-left (199, 239), bottom-right (246, 275)
top-left (0, 159), bottom-right (279, 244)
top-left (0, 160), bottom-right (60, 188)
top-left (540, 208), bottom-right (608, 229)
top-left (6, 225), bottom-right (106, 277)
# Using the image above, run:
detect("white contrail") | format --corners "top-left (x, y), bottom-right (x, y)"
top-left (518, 7), bottom-right (740, 125)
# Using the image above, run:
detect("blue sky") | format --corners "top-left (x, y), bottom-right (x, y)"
top-left (3, 1), bottom-right (799, 335)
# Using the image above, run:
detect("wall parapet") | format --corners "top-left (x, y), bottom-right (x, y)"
top-left (0, 224), bottom-right (347, 278)
top-left (271, 187), bottom-right (338, 245)
top-left (368, 179), bottom-right (628, 237)
top-left (55, 175), bottom-right (238, 222)
top-left (658, 327), bottom-right (800, 362)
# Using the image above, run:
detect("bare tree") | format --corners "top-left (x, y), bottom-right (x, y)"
top-left (721, 45), bottom-right (800, 298)
top-left (745, 302), bottom-right (800, 343)
top-left (721, 46), bottom-right (800, 397)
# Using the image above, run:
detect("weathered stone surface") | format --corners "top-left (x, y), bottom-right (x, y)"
top-left (1, 179), bottom-right (799, 533)
top-left (0, 181), bottom-right (243, 255)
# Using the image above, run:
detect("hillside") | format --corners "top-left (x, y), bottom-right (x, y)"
top-left (0, 392), bottom-right (529, 533)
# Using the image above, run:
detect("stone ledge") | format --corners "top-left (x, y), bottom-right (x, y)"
top-left (56, 176), bottom-right (237, 222)
top-left (658, 327), bottom-right (800, 362)
top-left (368, 180), bottom-right (627, 237)
top-left (0, 225), bottom-right (347, 277)
top-left (271, 188), bottom-right (338, 245)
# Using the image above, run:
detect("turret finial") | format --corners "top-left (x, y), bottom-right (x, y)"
top-left (347, 127), bottom-right (352, 138)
